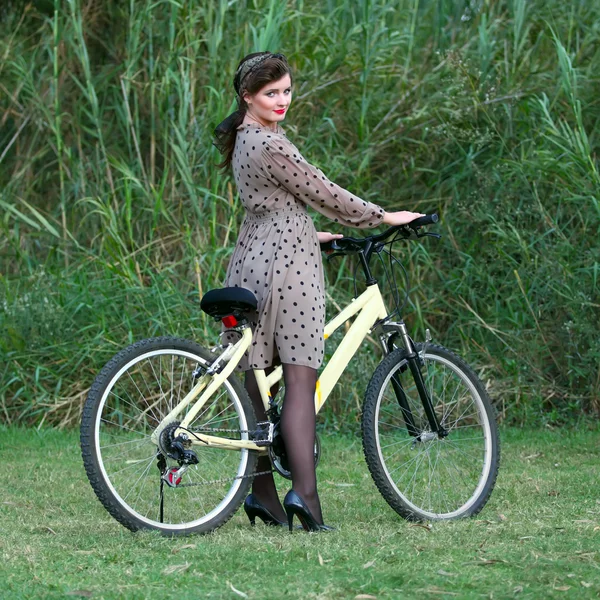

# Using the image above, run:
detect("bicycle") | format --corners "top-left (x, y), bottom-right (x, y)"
top-left (80, 214), bottom-right (500, 535)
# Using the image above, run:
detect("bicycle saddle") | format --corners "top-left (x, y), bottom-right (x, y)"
top-left (200, 287), bottom-right (258, 320)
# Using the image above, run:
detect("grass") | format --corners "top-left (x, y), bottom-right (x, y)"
top-left (1, 426), bottom-right (599, 599)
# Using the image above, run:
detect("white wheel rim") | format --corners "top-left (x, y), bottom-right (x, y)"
top-left (374, 352), bottom-right (493, 519)
top-left (93, 348), bottom-right (250, 530)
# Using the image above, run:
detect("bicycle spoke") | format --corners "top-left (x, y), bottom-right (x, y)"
top-left (99, 433), bottom-right (150, 447)
top-left (379, 436), bottom-right (416, 450)
top-left (100, 417), bottom-right (149, 437)
top-left (443, 437), bottom-right (485, 462)
top-left (127, 371), bottom-right (162, 424)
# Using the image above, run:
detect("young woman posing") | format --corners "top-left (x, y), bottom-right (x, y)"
top-left (213, 51), bottom-right (424, 531)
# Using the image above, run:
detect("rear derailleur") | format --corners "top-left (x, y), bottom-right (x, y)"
top-left (157, 422), bottom-right (198, 488)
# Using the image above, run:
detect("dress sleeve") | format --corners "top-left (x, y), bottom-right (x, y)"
top-left (260, 137), bottom-right (385, 229)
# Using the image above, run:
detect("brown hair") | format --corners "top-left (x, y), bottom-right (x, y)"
top-left (213, 52), bottom-right (293, 172)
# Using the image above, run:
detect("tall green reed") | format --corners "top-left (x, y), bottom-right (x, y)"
top-left (0, 0), bottom-right (598, 427)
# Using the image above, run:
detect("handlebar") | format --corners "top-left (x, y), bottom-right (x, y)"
top-left (409, 213), bottom-right (439, 227)
top-left (320, 213), bottom-right (440, 255)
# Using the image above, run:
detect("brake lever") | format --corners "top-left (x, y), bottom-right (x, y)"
top-left (323, 239), bottom-right (357, 260)
top-left (323, 239), bottom-right (345, 254)
top-left (401, 226), bottom-right (420, 240)
top-left (326, 241), bottom-right (348, 260)
top-left (404, 224), bottom-right (442, 240)
top-left (417, 231), bottom-right (442, 239)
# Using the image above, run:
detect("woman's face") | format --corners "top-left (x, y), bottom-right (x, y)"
top-left (244, 73), bottom-right (292, 127)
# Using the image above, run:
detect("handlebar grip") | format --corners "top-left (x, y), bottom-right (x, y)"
top-left (410, 213), bottom-right (439, 227)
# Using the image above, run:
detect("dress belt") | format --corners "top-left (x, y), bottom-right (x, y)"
top-left (244, 207), bottom-right (309, 223)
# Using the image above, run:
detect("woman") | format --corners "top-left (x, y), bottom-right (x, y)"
top-left (213, 51), bottom-right (424, 531)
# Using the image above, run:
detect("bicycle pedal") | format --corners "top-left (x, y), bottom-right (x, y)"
top-left (253, 439), bottom-right (272, 447)
top-left (252, 421), bottom-right (274, 447)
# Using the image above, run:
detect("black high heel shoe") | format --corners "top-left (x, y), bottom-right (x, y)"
top-left (243, 494), bottom-right (287, 527)
top-left (283, 490), bottom-right (335, 532)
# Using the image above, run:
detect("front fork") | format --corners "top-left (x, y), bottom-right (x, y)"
top-left (380, 322), bottom-right (448, 439)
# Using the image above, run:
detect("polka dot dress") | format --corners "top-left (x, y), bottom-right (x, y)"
top-left (222, 122), bottom-right (385, 371)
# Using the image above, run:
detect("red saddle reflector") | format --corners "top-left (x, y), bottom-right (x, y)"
top-left (222, 315), bottom-right (238, 328)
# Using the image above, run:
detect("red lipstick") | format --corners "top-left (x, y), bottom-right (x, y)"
top-left (274, 109), bottom-right (286, 114)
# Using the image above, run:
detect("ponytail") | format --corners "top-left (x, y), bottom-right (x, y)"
top-left (213, 96), bottom-right (246, 172)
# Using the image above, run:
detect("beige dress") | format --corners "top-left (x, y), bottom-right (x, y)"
top-left (223, 122), bottom-right (385, 371)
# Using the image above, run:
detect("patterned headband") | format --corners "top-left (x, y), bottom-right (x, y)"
top-left (235, 52), bottom-right (285, 95)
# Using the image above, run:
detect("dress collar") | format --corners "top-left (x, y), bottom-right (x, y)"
top-left (237, 121), bottom-right (284, 135)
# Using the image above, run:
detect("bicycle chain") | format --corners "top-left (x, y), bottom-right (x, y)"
top-left (173, 426), bottom-right (275, 487)
top-left (176, 469), bottom-right (274, 487)
top-left (190, 427), bottom-right (259, 434)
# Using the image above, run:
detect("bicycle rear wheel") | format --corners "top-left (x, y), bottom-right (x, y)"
top-left (80, 336), bottom-right (257, 535)
top-left (362, 344), bottom-right (499, 521)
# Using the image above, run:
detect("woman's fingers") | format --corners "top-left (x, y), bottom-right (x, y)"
top-left (317, 232), bottom-right (344, 242)
top-left (383, 211), bottom-right (426, 226)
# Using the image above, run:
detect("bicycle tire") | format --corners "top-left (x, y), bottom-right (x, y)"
top-left (80, 336), bottom-right (258, 535)
top-left (362, 344), bottom-right (500, 521)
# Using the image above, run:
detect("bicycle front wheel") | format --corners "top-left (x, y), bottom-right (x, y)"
top-left (80, 336), bottom-right (257, 535)
top-left (362, 344), bottom-right (499, 521)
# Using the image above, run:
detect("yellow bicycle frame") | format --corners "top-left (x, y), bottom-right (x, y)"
top-left (152, 284), bottom-right (388, 452)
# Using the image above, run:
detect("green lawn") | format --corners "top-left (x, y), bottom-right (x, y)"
top-left (0, 426), bottom-right (598, 599)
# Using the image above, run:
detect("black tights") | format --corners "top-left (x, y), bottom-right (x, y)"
top-left (244, 363), bottom-right (323, 524)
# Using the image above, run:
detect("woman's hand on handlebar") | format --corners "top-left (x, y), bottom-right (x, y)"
top-left (317, 231), bottom-right (344, 243)
top-left (382, 210), bottom-right (426, 226)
